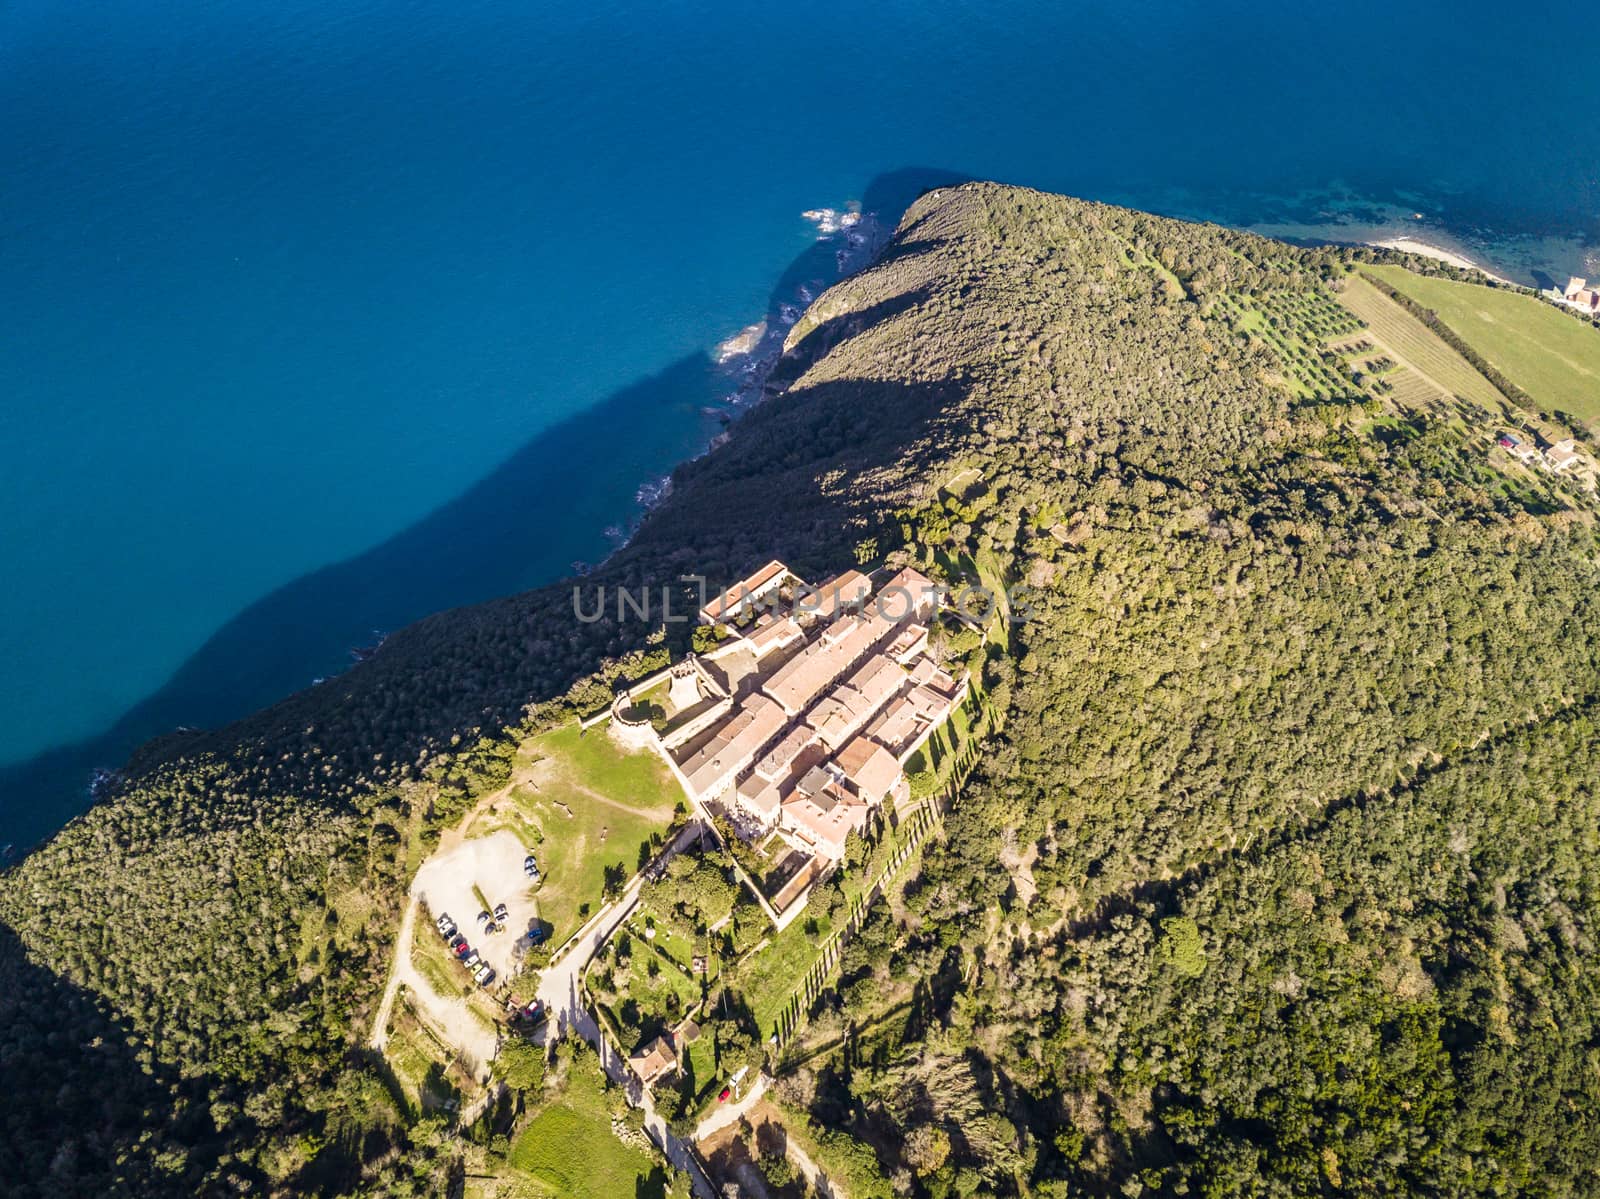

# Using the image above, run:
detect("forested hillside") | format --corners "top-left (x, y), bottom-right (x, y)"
top-left (3, 181), bottom-right (1598, 1196)
top-left (760, 186), bottom-right (1600, 1195)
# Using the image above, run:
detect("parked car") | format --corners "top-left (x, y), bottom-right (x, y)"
top-left (494, 902), bottom-right (508, 920)
top-left (453, 941), bottom-right (471, 959)
top-left (435, 911), bottom-right (453, 932)
top-left (476, 910), bottom-right (491, 926)
top-left (476, 965), bottom-right (496, 987)
top-left (520, 999), bottom-right (546, 1025)
top-left (526, 926), bottom-right (546, 946)
top-left (464, 950), bottom-right (481, 968)
top-left (718, 1086), bottom-right (731, 1102)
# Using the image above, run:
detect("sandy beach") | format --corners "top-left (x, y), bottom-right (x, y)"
top-left (1235, 192), bottom-right (1594, 288)
top-left (1365, 236), bottom-right (1519, 286)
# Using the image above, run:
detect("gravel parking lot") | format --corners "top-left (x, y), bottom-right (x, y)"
top-left (412, 828), bottom-right (542, 982)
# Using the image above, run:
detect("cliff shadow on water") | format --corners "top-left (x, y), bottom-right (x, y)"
top-left (0, 167), bottom-right (972, 854)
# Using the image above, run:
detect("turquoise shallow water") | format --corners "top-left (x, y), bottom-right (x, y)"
top-left (2, 0), bottom-right (1597, 848)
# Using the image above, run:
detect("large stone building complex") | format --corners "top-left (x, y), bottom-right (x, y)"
top-left (611, 560), bottom-right (967, 898)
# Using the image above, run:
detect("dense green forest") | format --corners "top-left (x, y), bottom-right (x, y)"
top-left (3, 181), bottom-right (1599, 1196)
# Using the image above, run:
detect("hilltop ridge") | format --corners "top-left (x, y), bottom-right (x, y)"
top-left (5, 182), bottom-right (1600, 1196)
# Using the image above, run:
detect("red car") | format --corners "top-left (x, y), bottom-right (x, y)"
top-left (453, 941), bottom-right (472, 959)
top-left (718, 1086), bottom-right (731, 1103)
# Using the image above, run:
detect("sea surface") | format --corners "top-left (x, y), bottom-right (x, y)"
top-left (2, 0), bottom-right (1597, 850)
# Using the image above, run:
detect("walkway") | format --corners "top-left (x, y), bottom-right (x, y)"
top-left (693, 1072), bottom-right (769, 1142)
top-left (369, 896), bottom-right (416, 1053)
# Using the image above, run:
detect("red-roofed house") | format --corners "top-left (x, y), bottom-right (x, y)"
top-left (875, 566), bottom-right (941, 622)
top-left (781, 782), bottom-right (871, 861)
top-left (795, 570), bottom-right (874, 624)
top-left (700, 560), bottom-right (791, 625)
top-left (629, 1034), bottom-right (678, 1086)
top-left (833, 736), bottom-right (903, 805)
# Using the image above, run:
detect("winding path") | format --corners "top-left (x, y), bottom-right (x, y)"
top-left (371, 807), bottom-right (716, 1195)
top-left (369, 896), bottom-right (415, 1053)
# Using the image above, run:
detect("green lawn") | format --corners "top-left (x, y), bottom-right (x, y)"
top-left (548, 721), bottom-right (684, 799)
top-left (480, 722), bottom-right (684, 946)
top-left (507, 1062), bottom-right (675, 1198)
top-left (410, 922), bottom-right (471, 1000)
top-left (1366, 265), bottom-right (1600, 425)
top-left (632, 918), bottom-right (711, 981)
top-left (592, 933), bottom-right (702, 1044)
top-left (684, 1037), bottom-right (720, 1103)
top-left (732, 907), bottom-right (840, 1039)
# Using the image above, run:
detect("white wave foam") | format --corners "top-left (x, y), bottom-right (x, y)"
top-left (635, 475), bottom-right (673, 508)
top-left (715, 319), bottom-right (768, 364)
top-left (801, 206), bottom-right (864, 238)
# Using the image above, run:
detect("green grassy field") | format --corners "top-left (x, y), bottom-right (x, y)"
top-left (905, 689), bottom-right (979, 783)
top-left (684, 1037), bottom-right (719, 1102)
top-left (472, 722), bottom-right (683, 945)
top-left (630, 917), bottom-right (717, 991)
top-left (409, 917), bottom-right (472, 1000)
top-left (1366, 264), bottom-right (1600, 426)
top-left (507, 1062), bottom-right (674, 1198)
top-left (1335, 274), bottom-right (1507, 411)
top-left (592, 931), bottom-right (702, 1045)
top-left (734, 901), bottom-right (853, 1039)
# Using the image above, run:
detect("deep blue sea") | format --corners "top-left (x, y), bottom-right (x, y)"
top-left (3, 0), bottom-right (1597, 850)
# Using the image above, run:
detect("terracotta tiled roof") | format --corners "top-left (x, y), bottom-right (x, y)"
top-left (834, 736), bottom-right (902, 802)
top-left (763, 610), bottom-right (895, 714)
top-left (629, 1034), bottom-right (677, 1084)
top-left (701, 560), bottom-right (790, 623)
top-left (782, 784), bottom-right (870, 859)
top-left (796, 569), bottom-right (873, 622)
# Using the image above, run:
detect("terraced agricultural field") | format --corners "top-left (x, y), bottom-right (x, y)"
top-left (1258, 286), bottom-right (1366, 342)
top-left (1385, 368), bottom-right (1447, 409)
top-left (1335, 274), bottom-right (1508, 411)
top-left (1217, 291), bottom-right (1365, 401)
top-left (1366, 264), bottom-right (1600, 427)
